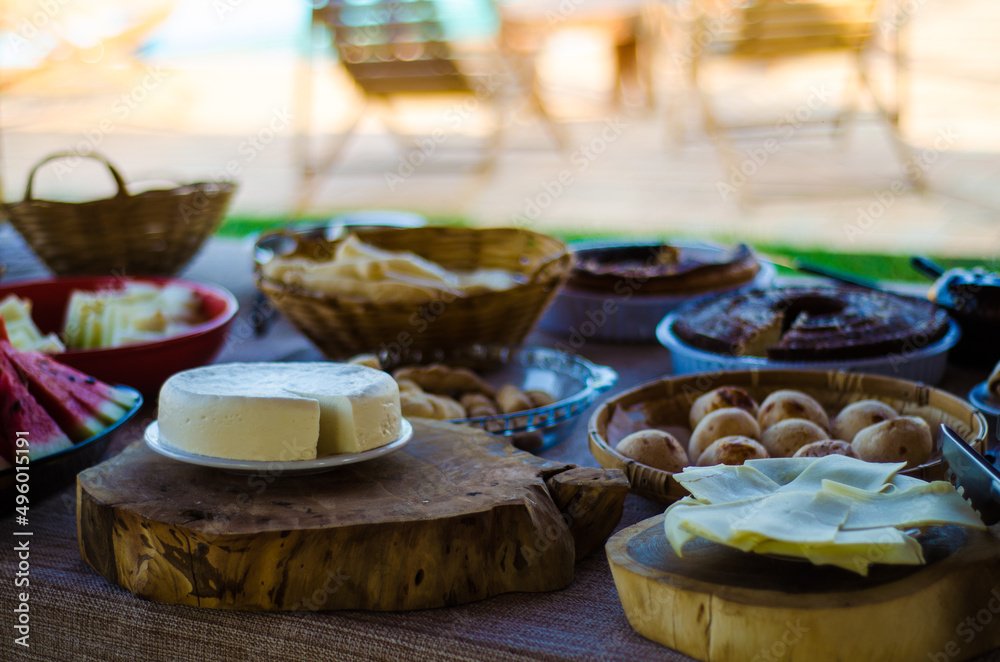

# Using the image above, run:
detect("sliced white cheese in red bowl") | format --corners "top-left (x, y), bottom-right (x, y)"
top-left (157, 362), bottom-right (401, 462)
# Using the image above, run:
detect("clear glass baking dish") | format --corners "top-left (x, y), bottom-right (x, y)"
top-left (376, 344), bottom-right (618, 451)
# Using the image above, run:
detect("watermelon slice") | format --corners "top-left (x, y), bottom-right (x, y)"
top-left (0, 346), bottom-right (107, 440)
top-left (0, 364), bottom-right (72, 462)
top-left (0, 343), bottom-right (128, 425)
top-left (17, 352), bottom-right (138, 411)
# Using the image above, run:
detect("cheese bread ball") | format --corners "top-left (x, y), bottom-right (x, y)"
top-left (697, 436), bottom-right (769, 466)
top-left (832, 400), bottom-right (899, 443)
top-left (689, 407), bottom-right (761, 463)
top-left (615, 430), bottom-right (689, 473)
top-left (758, 390), bottom-right (830, 432)
top-left (851, 416), bottom-right (932, 468)
top-left (759, 418), bottom-right (828, 458)
top-left (792, 439), bottom-right (860, 459)
top-left (688, 386), bottom-right (761, 430)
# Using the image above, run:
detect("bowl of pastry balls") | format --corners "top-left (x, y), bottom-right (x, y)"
top-left (588, 369), bottom-right (988, 504)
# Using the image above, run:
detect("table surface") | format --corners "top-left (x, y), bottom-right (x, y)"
top-left (1, 232), bottom-right (998, 662)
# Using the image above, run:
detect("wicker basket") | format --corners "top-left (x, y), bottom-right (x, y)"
top-left (255, 226), bottom-right (572, 358)
top-left (589, 369), bottom-right (988, 505)
top-left (1, 152), bottom-right (235, 276)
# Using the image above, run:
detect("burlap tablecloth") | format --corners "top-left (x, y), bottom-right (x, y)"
top-left (2, 234), bottom-right (998, 661)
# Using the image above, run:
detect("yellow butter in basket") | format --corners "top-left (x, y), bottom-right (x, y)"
top-left (262, 234), bottom-right (522, 304)
top-left (664, 454), bottom-right (986, 575)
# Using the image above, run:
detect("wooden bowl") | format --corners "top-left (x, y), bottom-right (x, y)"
top-left (589, 369), bottom-right (988, 504)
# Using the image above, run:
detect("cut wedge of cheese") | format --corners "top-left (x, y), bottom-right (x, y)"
top-left (158, 362), bottom-right (402, 461)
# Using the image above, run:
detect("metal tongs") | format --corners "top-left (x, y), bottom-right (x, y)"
top-left (940, 425), bottom-right (1000, 525)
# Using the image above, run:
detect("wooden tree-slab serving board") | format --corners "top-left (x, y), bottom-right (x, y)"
top-left (77, 419), bottom-right (628, 611)
top-left (606, 514), bottom-right (1000, 662)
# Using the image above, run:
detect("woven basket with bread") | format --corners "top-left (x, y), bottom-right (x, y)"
top-left (2, 152), bottom-right (235, 277)
top-left (255, 225), bottom-right (572, 357)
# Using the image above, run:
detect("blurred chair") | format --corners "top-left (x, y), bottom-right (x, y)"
top-left (295, 0), bottom-right (566, 214)
top-left (674, 0), bottom-right (922, 197)
top-left (497, 0), bottom-right (661, 112)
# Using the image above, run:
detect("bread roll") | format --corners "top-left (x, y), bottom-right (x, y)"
top-left (496, 384), bottom-right (533, 414)
top-left (400, 391), bottom-right (434, 418)
top-left (697, 436), bottom-right (769, 466)
top-left (689, 386), bottom-right (760, 429)
top-left (759, 418), bottom-right (828, 458)
top-left (615, 430), bottom-right (689, 473)
top-left (689, 408), bottom-right (761, 463)
top-left (792, 439), bottom-right (860, 459)
top-left (460, 392), bottom-right (499, 418)
top-left (392, 364), bottom-right (495, 397)
top-left (526, 389), bottom-right (557, 408)
top-left (851, 416), bottom-right (932, 468)
top-left (832, 400), bottom-right (898, 443)
top-left (396, 378), bottom-right (423, 395)
top-left (348, 354), bottom-right (382, 370)
top-left (425, 393), bottom-right (465, 420)
top-left (758, 390), bottom-right (830, 431)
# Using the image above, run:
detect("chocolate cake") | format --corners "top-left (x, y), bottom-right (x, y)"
top-left (567, 243), bottom-right (760, 296)
top-left (671, 286), bottom-right (952, 361)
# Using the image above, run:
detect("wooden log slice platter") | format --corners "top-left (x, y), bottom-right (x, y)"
top-left (606, 513), bottom-right (1000, 662)
top-left (77, 419), bottom-right (628, 611)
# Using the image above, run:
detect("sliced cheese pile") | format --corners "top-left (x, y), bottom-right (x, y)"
top-left (0, 295), bottom-right (65, 352)
top-left (158, 362), bottom-right (402, 461)
top-left (664, 454), bottom-right (985, 575)
top-left (65, 283), bottom-right (204, 349)
top-left (262, 234), bottom-right (521, 304)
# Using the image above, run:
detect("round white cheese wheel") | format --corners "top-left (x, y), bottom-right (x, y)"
top-left (158, 362), bottom-right (402, 461)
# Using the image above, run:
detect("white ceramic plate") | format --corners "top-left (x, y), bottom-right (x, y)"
top-left (968, 381), bottom-right (1000, 417)
top-left (144, 419), bottom-right (413, 474)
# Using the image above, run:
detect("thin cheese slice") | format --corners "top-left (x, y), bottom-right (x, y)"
top-left (825, 480), bottom-right (987, 531)
top-left (752, 527), bottom-right (924, 575)
top-left (744, 457), bottom-right (817, 484)
top-left (731, 490), bottom-right (851, 544)
top-left (777, 455), bottom-right (906, 493)
top-left (673, 465), bottom-right (781, 503)
top-left (664, 497), bottom-right (768, 555)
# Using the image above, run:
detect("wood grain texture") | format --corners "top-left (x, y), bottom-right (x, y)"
top-left (77, 419), bottom-right (627, 611)
top-left (606, 514), bottom-right (1000, 662)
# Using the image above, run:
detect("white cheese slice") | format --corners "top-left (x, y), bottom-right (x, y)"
top-left (744, 457), bottom-right (817, 484)
top-left (158, 362), bottom-right (401, 461)
top-left (731, 490), bottom-right (851, 544)
top-left (826, 480), bottom-right (987, 531)
top-left (663, 497), bottom-right (768, 555)
top-left (673, 465), bottom-right (780, 503)
top-left (753, 527), bottom-right (924, 575)
top-left (776, 455), bottom-right (906, 493)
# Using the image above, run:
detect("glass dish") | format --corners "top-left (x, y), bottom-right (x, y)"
top-left (377, 344), bottom-right (618, 451)
top-left (657, 315), bottom-right (961, 386)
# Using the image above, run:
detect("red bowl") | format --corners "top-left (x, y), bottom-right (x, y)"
top-left (0, 276), bottom-right (238, 396)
